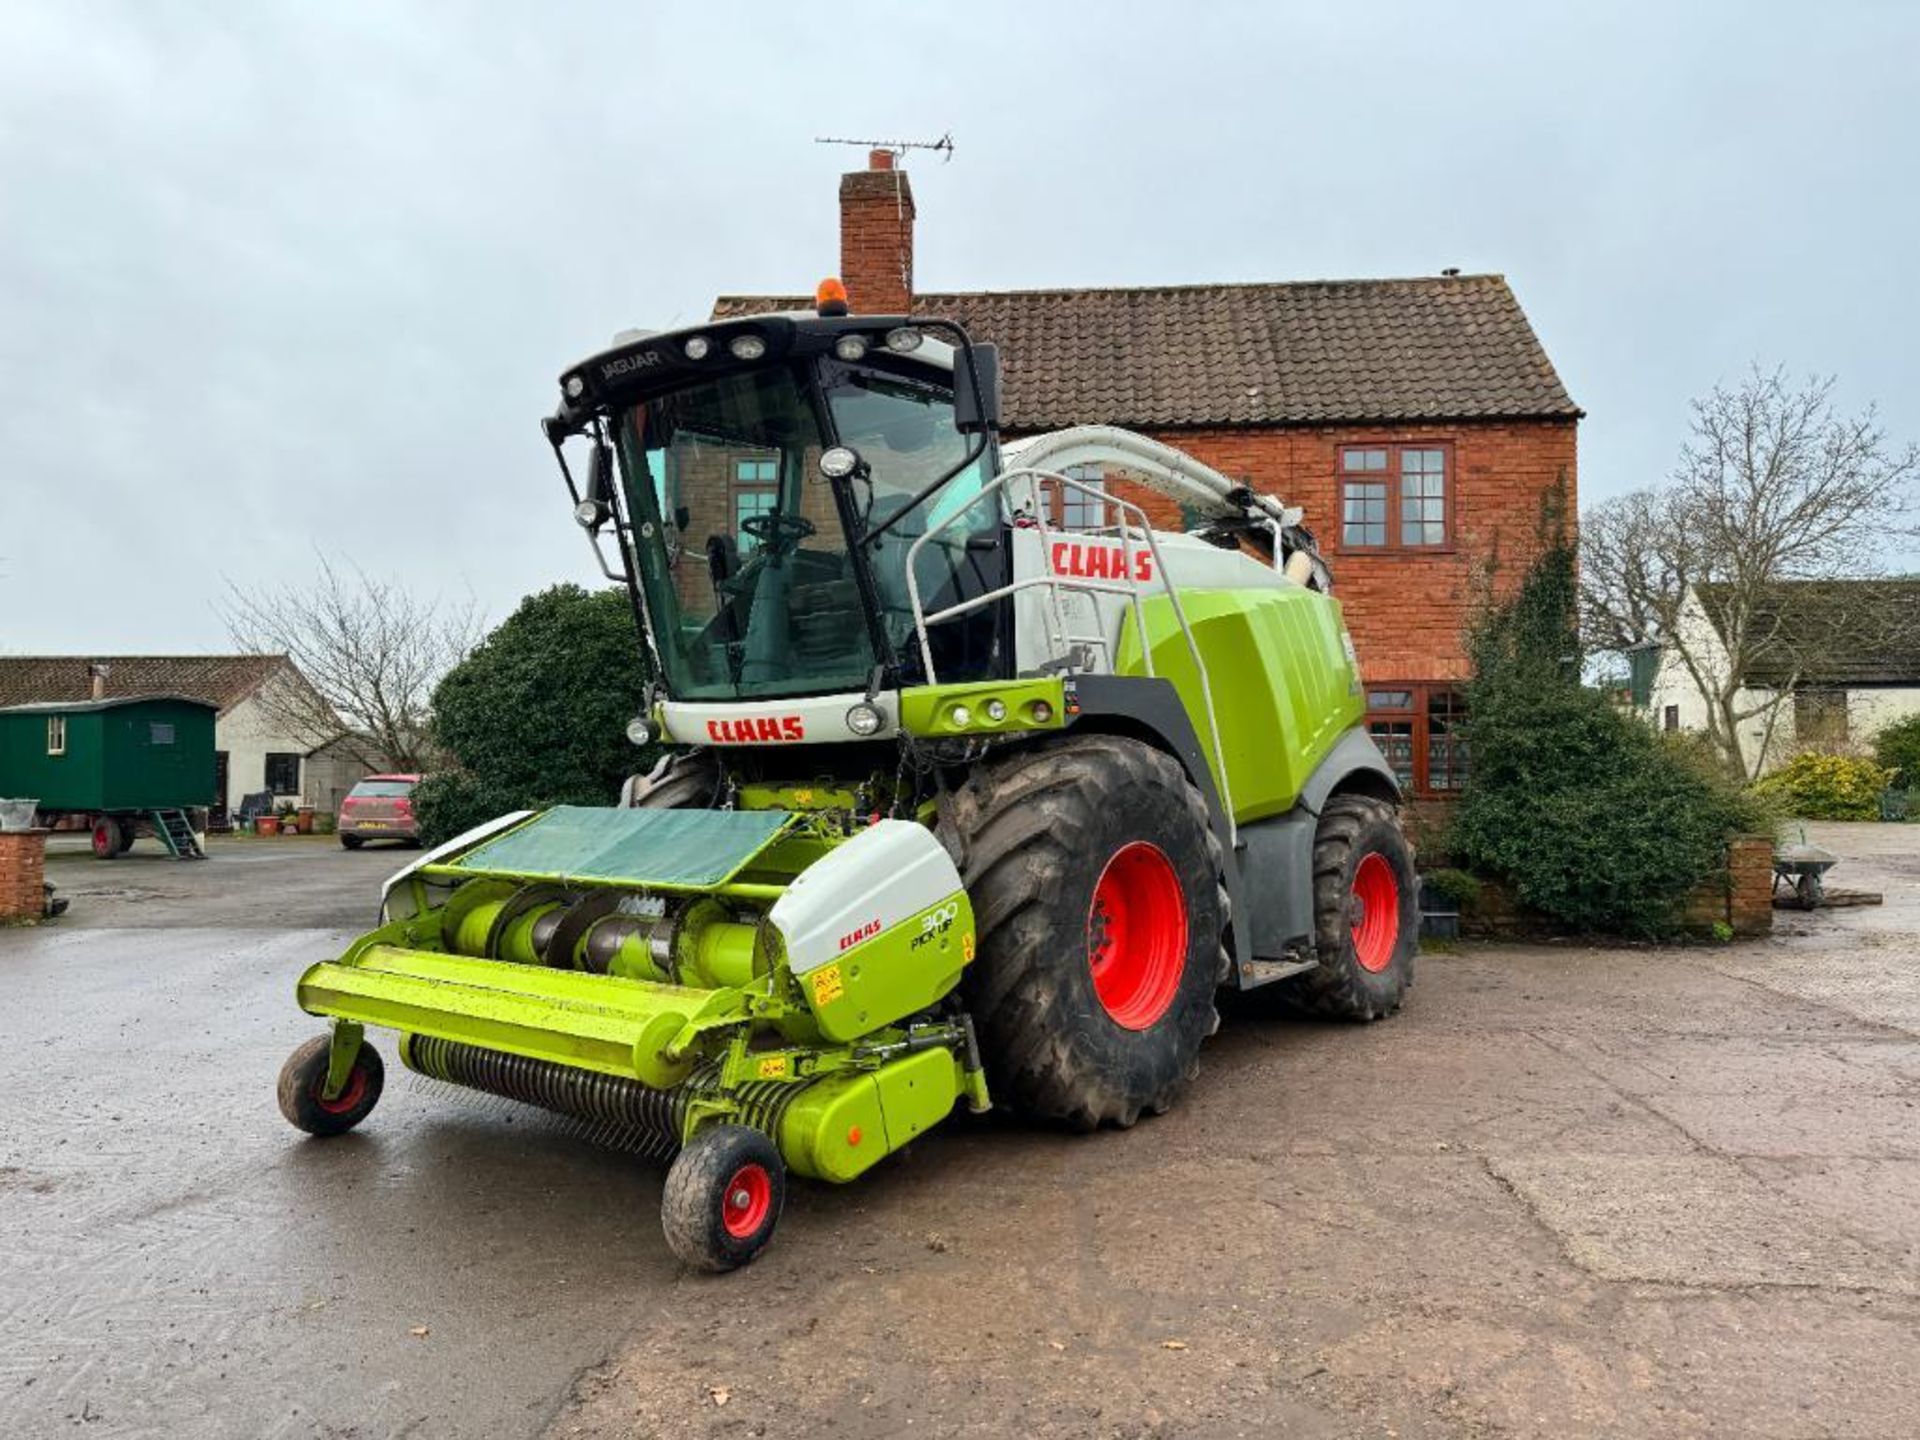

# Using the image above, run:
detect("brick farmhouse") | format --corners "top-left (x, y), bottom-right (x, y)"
top-left (717, 152), bottom-right (1582, 799)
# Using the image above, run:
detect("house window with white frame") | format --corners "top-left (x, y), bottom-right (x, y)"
top-left (1043, 465), bottom-right (1108, 531)
top-left (46, 715), bottom-right (66, 756)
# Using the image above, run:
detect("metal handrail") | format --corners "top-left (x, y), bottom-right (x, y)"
top-left (902, 466), bottom-right (1235, 833)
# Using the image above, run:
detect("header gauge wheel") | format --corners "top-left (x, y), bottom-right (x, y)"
top-left (278, 1034), bottom-right (385, 1136)
top-left (662, 1124), bottom-right (785, 1272)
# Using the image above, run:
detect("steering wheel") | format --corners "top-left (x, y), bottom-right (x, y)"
top-left (741, 512), bottom-right (816, 554)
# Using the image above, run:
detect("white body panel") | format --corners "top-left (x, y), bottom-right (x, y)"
top-left (661, 690), bottom-right (897, 746)
top-left (1009, 526), bottom-right (1295, 677)
top-left (768, 820), bottom-right (965, 975)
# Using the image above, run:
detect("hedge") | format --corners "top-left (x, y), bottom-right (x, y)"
top-left (1751, 751), bottom-right (1894, 821)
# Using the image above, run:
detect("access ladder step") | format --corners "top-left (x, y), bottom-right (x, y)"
top-left (1236, 956), bottom-right (1319, 989)
top-left (150, 809), bottom-right (207, 859)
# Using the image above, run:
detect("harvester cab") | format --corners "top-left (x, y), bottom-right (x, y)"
top-left (279, 288), bottom-right (1419, 1271)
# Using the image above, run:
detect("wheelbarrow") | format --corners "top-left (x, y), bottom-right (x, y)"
top-left (1772, 842), bottom-right (1839, 910)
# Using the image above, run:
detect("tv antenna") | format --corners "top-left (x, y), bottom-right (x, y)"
top-left (814, 131), bottom-right (955, 163)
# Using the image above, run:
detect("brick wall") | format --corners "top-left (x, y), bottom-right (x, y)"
top-left (1078, 417), bottom-right (1579, 685)
top-left (0, 830), bottom-right (46, 921)
top-left (840, 151), bottom-right (914, 315)
top-left (1682, 834), bottom-right (1776, 937)
top-left (1459, 835), bottom-right (1775, 940)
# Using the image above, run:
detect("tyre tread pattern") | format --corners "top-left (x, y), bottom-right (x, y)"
top-left (940, 734), bottom-right (1231, 1129)
top-left (1286, 794), bottom-right (1417, 1021)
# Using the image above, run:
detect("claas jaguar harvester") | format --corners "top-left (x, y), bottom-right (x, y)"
top-left (278, 282), bottom-right (1418, 1271)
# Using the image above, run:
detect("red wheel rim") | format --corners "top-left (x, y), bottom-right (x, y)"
top-left (91, 824), bottom-right (113, 857)
top-left (721, 1163), bottom-right (772, 1239)
top-left (1350, 852), bottom-right (1401, 973)
top-left (314, 1067), bottom-right (367, 1115)
top-left (1086, 841), bottom-right (1189, 1030)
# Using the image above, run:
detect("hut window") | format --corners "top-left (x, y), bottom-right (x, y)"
top-left (149, 722), bottom-right (175, 745)
top-left (46, 715), bottom-right (66, 756)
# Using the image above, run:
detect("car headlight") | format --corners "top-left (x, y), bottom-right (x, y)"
top-left (625, 716), bottom-right (654, 746)
top-left (845, 702), bottom-right (883, 736)
top-left (983, 699), bottom-right (1007, 723)
top-left (949, 704), bottom-right (972, 729)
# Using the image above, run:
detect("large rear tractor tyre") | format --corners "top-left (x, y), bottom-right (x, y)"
top-left (277, 1034), bottom-right (385, 1136)
top-left (662, 1124), bottom-right (785, 1272)
top-left (939, 735), bottom-right (1230, 1130)
top-left (1283, 794), bottom-right (1417, 1020)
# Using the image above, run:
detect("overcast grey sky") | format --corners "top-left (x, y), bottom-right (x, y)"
top-left (3, 0), bottom-right (1915, 652)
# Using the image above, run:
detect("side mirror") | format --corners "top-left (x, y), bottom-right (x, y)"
top-left (587, 440), bottom-right (615, 508)
top-left (574, 439), bottom-right (615, 530)
top-left (954, 342), bottom-right (1001, 436)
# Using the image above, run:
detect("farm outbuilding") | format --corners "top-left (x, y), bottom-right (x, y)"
top-left (0, 695), bottom-right (217, 857)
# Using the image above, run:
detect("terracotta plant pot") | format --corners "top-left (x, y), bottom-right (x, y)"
top-left (257, 815), bottom-right (280, 837)
top-left (296, 808), bottom-right (315, 834)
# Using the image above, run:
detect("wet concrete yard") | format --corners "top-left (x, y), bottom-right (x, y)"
top-left (3, 827), bottom-right (1917, 1437)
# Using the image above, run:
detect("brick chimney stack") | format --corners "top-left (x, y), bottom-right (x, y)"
top-left (839, 149), bottom-right (914, 315)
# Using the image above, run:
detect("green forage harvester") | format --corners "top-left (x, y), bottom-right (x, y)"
top-left (280, 293), bottom-right (1416, 1270)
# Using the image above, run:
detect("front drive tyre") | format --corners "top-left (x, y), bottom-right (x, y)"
top-left (1284, 794), bottom-right (1417, 1020)
top-left (940, 734), bottom-right (1230, 1131)
top-left (627, 752), bottom-right (721, 810)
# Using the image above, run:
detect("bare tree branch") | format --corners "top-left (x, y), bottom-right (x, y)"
top-left (219, 555), bottom-right (482, 772)
top-left (1582, 365), bottom-right (1919, 779)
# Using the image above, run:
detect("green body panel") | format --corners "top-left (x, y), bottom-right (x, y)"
top-left (777, 1070), bottom-right (888, 1181)
top-left (736, 781), bottom-right (860, 812)
top-left (1114, 587), bottom-right (1364, 823)
top-left (774, 1048), bottom-right (966, 1182)
top-left (874, 1046), bottom-right (965, 1148)
top-left (297, 941), bottom-right (744, 1089)
top-left (0, 698), bottom-right (215, 812)
top-left (801, 892), bottom-right (975, 1042)
top-left (897, 677), bottom-right (1068, 738)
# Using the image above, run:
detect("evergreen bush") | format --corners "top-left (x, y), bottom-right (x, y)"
top-left (417, 584), bottom-right (653, 845)
top-left (1871, 713), bottom-right (1920, 790)
top-left (1451, 497), bottom-right (1768, 937)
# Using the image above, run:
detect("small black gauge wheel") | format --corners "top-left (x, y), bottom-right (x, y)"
top-left (661, 1124), bottom-right (785, 1272)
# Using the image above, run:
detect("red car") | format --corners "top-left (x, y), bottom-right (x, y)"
top-left (337, 774), bottom-right (422, 849)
